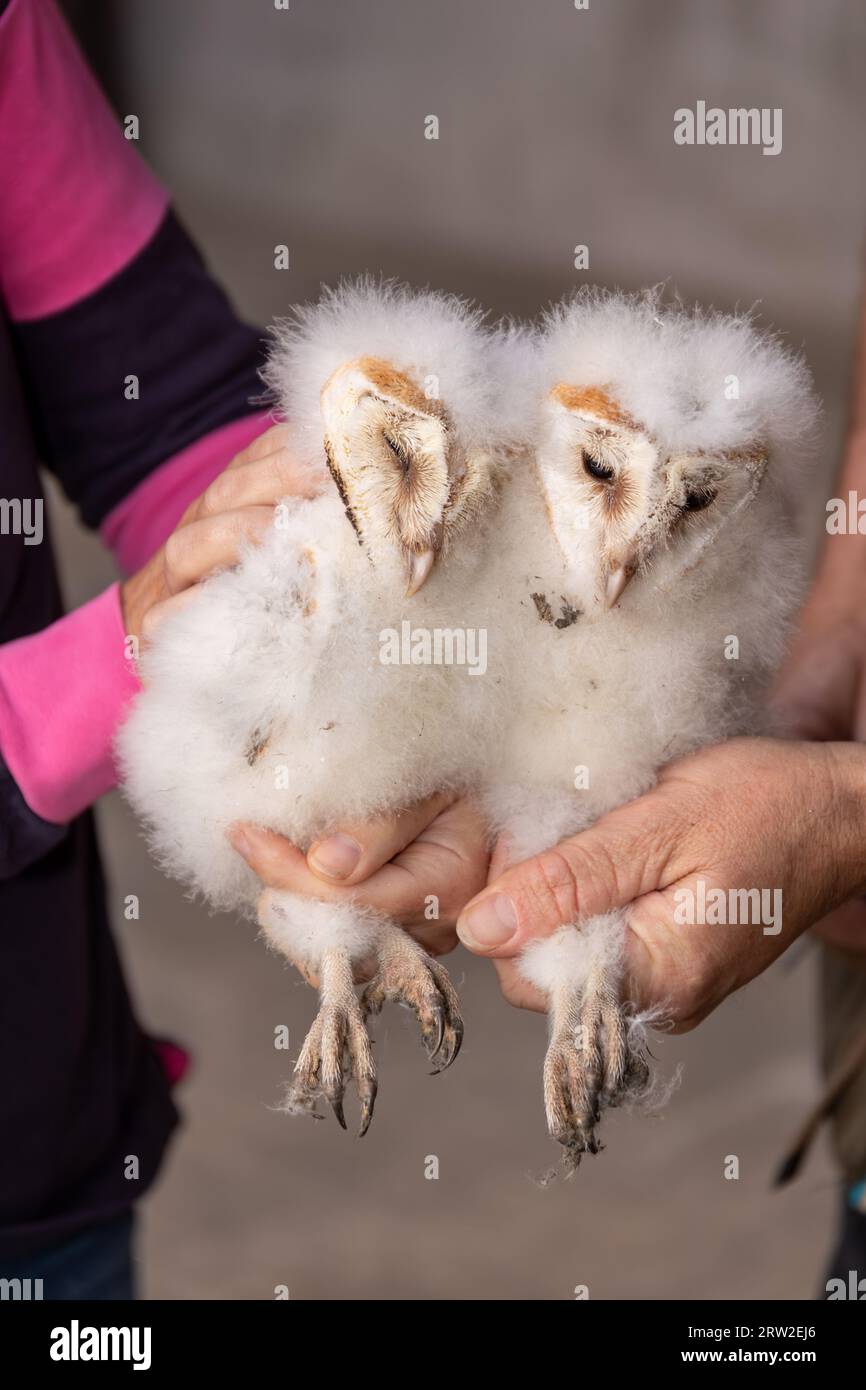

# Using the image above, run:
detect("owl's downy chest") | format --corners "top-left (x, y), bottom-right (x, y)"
top-left (496, 587), bottom-right (762, 813)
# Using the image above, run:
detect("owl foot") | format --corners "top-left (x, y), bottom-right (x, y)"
top-left (543, 973), bottom-right (650, 1175)
top-left (260, 895), bottom-right (463, 1131)
top-left (362, 927), bottom-right (464, 1073)
top-left (284, 945), bottom-right (378, 1137)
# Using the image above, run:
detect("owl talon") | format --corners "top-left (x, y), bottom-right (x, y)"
top-left (328, 1095), bottom-right (347, 1130)
top-left (431, 1004), bottom-right (463, 1073)
top-left (427, 1006), bottom-right (446, 1060)
top-left (361, 933), bottom-right (464, 1075)
top-left (357, 1075), bottom-right (378, 1138)
top-left (283, 945), bottom-right (377, 1132)
top-left (544, 974), bottom-right (650, 1173)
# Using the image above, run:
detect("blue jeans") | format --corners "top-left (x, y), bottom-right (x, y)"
top-left (1, 1210), bottom-right (136, 1300)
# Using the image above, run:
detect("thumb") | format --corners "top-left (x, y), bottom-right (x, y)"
top-left (456, 789), bottom-right (678, 958)
top-left (305, 791), bottom-right (456, 885)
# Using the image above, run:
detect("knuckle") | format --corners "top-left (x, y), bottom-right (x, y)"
top-left (577, 834), bottom-right (624, 901)
top-left (200, 470), bottom-right (235, 517)
top-left (518, 847), bottom-right (581, 930)
top-left (162, 529), bottom-right (188, 587)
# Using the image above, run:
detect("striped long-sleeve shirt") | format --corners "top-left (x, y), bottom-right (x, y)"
top-left (0, 0), bottom-right (269, 1258)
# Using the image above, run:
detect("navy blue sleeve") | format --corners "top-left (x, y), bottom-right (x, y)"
top-left (0, 753), bottom-right (68, 881)
top-left (11, 210), bottom-right (266, 528)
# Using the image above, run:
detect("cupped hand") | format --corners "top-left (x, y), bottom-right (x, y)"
top-left (455, 737), bottom-right (866, 1025)
top-left (120, 423), bottom-right (322, 646)
top-left (230, 792), bottom-right (490, 960)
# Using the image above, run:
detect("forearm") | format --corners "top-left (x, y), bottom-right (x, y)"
top-left (803, 284), bottom-right (866, 620)
top-left (823, 741), bottom-right (866, 903)
top-left (0, 585), bottom-right (138, 825)
top-left (804, 427), bottom-right (866, 622)
top-left (100, 411), bottom-right (270, 575)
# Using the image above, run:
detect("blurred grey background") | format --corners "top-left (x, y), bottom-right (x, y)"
top-left (50, 0), bottom-right (865, 1299)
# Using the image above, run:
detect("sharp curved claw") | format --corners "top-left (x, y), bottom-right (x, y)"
top-left (543, 975), bottom-right (652, 1171)
top-left (357, 1077), bottom-right (378, 1138)
top-left (430, 1017), bottom-right (464, 1074)
top-left (328, 1094), bottom-right (347, 1130)
top-left (445, 1018), bottom-right (464, 1068)
top-left (426, 1007), bottom-right (445, 1059)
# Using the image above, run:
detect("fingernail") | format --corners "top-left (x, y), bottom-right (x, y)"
top-left (457, 893), bottom-right (518, 950)
top-left (308, 833), bottom-right (362, 880)
top-left (228, 825), bottom-right (251, 861)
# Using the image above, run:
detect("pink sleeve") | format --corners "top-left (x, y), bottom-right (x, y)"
top-left (0, 411), bottom-right (272, 823)
top-left (100, 411), bottom-right (273, 573)
top-left (0, 0), bottom-right (168, 320)
top-left (0, 586), bottom-right (139, 824)
top-left (0, 4), bottom-right (276, 822)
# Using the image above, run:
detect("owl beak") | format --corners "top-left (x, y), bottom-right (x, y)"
top-left (604, 555), bottom-right (637, 608)
top-left (404, 522), bottom-right (445, 597)
top-left (404, 547), bottom-right (437, 597)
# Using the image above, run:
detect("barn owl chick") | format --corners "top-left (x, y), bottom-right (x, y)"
top-left (119, 280), bottom-right (507, 1134)
top-left (485, 288), bottom-right (819, 1171)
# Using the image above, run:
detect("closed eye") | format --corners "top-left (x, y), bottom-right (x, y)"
top-left (383, 432), bottom-right (412, 475)
top-left (582, 450), bottom-right (615, 482)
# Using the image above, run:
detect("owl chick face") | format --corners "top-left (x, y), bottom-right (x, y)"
top-left (539, 385), bottom-right (767, 608)
top-left (320, 356), bottom-right (492, 595)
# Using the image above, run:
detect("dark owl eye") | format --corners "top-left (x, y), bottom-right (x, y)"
top-left (682, 485), bottom-right (717, 512)
top-left (583, 450), bottom-right (614, 482)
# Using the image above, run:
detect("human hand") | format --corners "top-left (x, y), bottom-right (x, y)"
top-left (119, 423), bottom-right (322, 646)
top-left (456, 738), bottom-right (866, 1025)
top-left (230, 792), bottom-right (490, 962)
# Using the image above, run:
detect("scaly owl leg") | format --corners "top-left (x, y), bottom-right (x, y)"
top-left (362, 924), bottom-right (464, 1073)
top-left (257, 893), bottom-right (379, 1135)
top-left (521, 913), bottom-right (651, 1173)
top-left (285, 944), bottom-right (378, 1136)
top-left (258, 893), bottom-right (462, 1133)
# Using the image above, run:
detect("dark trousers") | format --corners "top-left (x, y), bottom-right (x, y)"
top-left (0, 1210), bottom-right (136, 1300)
